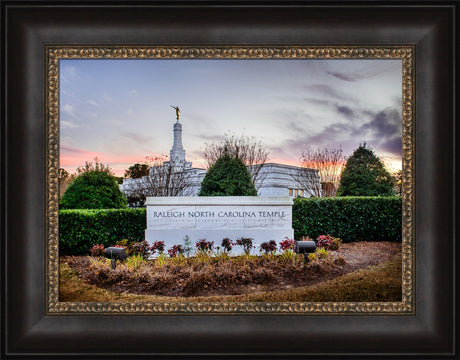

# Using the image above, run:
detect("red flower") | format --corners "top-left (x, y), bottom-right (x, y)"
top-left (316, 235), bottom-right (334, 250)
top-left (168, 244), bottom-right (184, 258)
top-left (195, 239), bottom-right (214, 253)
top-left (90, 244), bottom-right (105, 257)
top-left (279, 237), bottom-right (295, 251)
top-left (150, 241), bottom-right (165, 254)
top-left (260, 240), bottom-right (277, 254)
top-left (221, 238), bottom-right (234, 252)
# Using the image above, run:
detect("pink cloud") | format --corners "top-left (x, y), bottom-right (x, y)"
top-left (61, 147), bottom-right (300, 178)
top-left (60, 150), bottom-right (166, 177)
top-left (269, 157), bottom-right (299, 167)
top-left (60, 146), bottom-right (102, 169)
top-left (60, 145), bottom-right (93, 154)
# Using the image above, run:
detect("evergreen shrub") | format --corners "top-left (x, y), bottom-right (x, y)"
top-left (60, 170), bottom-right (127, 209)
top-left (199, 154), bottom-right (257, 196)
top-left (59, 208), bottom-right (146, 255)
top-left (337, 144), bottom-right (395, 196)
top-left (293, 196), bottom-right (402, 242)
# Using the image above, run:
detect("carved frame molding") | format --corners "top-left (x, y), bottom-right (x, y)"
top-left (46, 46), bottom-right (414, 314)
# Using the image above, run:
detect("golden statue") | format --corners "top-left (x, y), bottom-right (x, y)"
top-left (170, 105), bottom-right (180, 120)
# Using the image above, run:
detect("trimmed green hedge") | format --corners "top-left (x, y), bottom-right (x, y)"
top-left (59, 208), bottom-right (146, 255)
top-left (59, 197), bottom-right (401, 255)
top-left (293, 196), bottom-right (402, 242)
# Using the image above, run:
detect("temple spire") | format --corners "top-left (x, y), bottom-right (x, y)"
top-left (170, 120), bottom-right (186, 163)
top-left (166, 106), bottom-right (191, 169)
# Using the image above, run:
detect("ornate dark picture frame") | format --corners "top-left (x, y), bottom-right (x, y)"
top-left (48, 46), bottom-right (414, 314)
top-left (2, 1), bottom-right (457, 357)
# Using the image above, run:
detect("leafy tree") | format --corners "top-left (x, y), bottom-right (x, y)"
top-left (202, 133), bottom-right (270, 190)
top-left (60, 160), bottom-right (127, 209)
top-left (337, 144), bottom-right (395, 196)
top-left (124, 163), bottom-right (150, 178)
top-left (199, 154), bottom-right (257, 196)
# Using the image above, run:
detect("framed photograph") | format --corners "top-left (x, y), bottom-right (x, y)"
top-left (2, 1), bottom-right (457, 358)
top-left (55, 49), bottom-right (409, 309)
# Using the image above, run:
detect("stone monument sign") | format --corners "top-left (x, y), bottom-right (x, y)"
top-left (145, 196), bottom-right (294, 255)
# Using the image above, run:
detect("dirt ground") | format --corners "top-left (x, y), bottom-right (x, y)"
top-left (62, 241), bottom-right (401, 298)
top-left (335, 241), bottom-right (401, 269)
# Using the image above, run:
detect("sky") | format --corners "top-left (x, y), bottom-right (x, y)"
top-left (60, 59), bottom-right (403, 176)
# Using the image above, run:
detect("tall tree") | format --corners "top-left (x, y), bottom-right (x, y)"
top-left (124, 163), bottom-right (150, 178)
top-left (337, 144), bottom-right (395, 196)
top-left (199, 154), bottom-right (257, 196)
top-left (60, 159), bottom-right (127, 209)
top-left (295, 147), bottom-right (347, 197)
top-left (58, 168), bottom-right (76, 199)
top-left (202, 133), bottom-right (270, 190)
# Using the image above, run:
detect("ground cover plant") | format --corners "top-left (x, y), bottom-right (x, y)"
top-left (235, 237), bottom-right (255, 256)
top-left (260, 240), bottom-right (277, 255)
top-left (61, 241), bottom-right (401, 300)
top-left (316, 235), bottom-right (342, 250)
top-left (60, 250), bottom-right (402, 303)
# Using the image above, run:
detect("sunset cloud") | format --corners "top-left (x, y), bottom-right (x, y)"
top-left (59, 59), bottom-right (403, 176)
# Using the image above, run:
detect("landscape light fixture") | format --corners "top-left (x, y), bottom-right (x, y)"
top-left (294, 240), bottom-right (316, 263)
top-left (104, 247), bottom-right (127, 270)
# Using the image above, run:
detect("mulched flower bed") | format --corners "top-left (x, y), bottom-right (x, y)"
top-left (61, 241), bottom-right (401, 298)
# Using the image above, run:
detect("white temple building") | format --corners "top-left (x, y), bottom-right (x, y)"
top-left (121, 117), bottom-right (320, 203)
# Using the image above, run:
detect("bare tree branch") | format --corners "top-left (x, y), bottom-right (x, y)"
top-left (295, 147), bottom-right (347, 197)
top-left (292, 167), bottom-right (322, 197)
top-left (122, 155), bottom-right (194, 206)
top-left (202, 133), bottom-right (270, 190)
top-left (76, 157), bottom-right (113, 175)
